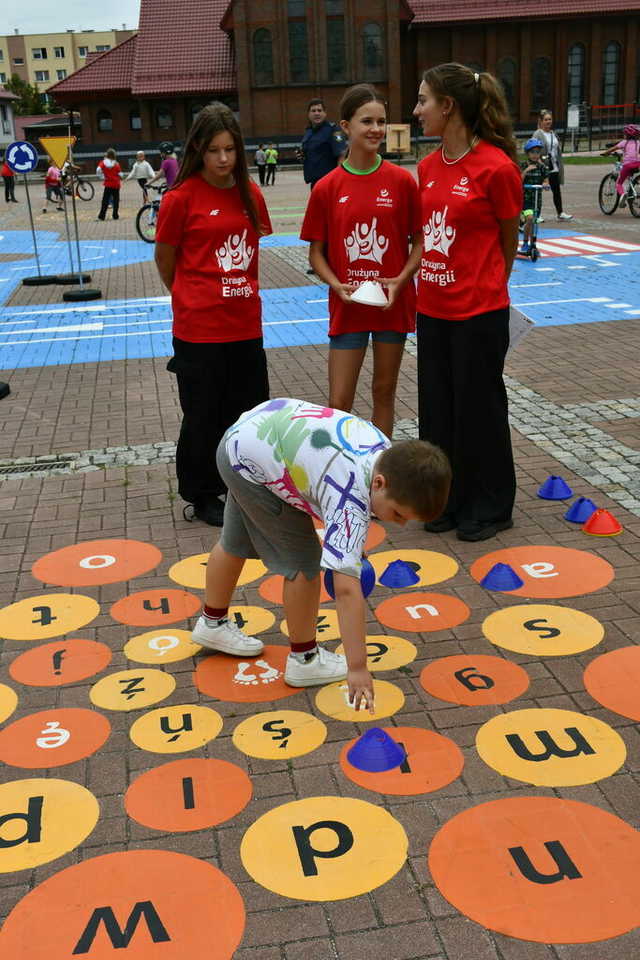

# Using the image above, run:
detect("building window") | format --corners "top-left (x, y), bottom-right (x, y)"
top-left (1, 105), bottom-right (10, 135)
top-left (96, 44), bottom-right (111, 52)
top-left (54, 46), bottom-right (65, 58)
top-left (253, 28), bottom-right (274, 85)
top-left (362, 22), bottom-right (384, 81)
top-left (497, 57), bottom-right (517, 114)
top-left (129, 108), bottom-right (142, 130)
top-left (288, 0), bottom-right (309, 83)
top-left (156, 106), bottom-right (173, 130)
top-left (78, 46), bottom-right (89, 58)
top-left (0, 50), bottom-right (4, 60)
top-left (532, 56), bottom-right (551, 111)
top-left (602, 42), bottom-right (621, 105)
top-left (56, 69), bottom-right (67, 80)
top-left (567, 43), bottom-right (585, 105)
top-left (326, 0), bottom-right (346, 81)
top-left (32, 47), bottom-right (48, 59)
top-left (34, 70), bottom-right (50, 82)
top-left (13, 57), bottom-right (24, 65)
top-left (97, 109), bottom-right (112, 132)
top-left (0, 72), bottom-right (6, 84)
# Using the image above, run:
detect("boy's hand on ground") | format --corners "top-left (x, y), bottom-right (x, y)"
top-left (347, 668), bottom-right (375, 714)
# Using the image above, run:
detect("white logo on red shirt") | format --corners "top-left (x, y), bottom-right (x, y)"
top-left (338, 195), bottom-right (350, 203)
top-left (423, 206), bottom-right (456, 257)
top-left (452, 176), bottom-right (471, 198)
top-left (380, 188), bottom-right (389, 196)
top-left (344, 217), bottom-right (389, 264)
top-left (375, 188), bottom-right (393, 208)
top-left (209, 208), bottom-right (220, 216)
top-left (425, 180), bottom-right (435, 188)
top-left (215, 229), bottom-right (254, 272)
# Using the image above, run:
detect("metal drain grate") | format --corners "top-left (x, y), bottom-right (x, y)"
top-left (0, 458), bottom-right (76, 475)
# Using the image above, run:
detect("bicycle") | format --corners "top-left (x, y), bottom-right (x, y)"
top-left (62, 171), bottom-right (95, 202)
top-left (135, 185), bottom-right (165, 243)
top-left (598, 152), bottom-right (640, 217)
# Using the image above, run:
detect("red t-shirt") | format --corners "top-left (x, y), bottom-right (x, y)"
top-left (156, 175), bottom-right (272, 343)
top-left (98, 160), bottom-right (122, 190)
top-left (300, 160), bottom-right (421, 335)
top-left (416, 140), bottom-right (522, 320)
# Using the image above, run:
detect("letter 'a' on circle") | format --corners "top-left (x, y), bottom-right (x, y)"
top-left (470, 546), bottom-right (613, 599)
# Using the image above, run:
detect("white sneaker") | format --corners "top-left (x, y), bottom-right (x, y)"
top-left (537, 216), bottom-right (544, 223)
top-left (191, 616), bottom-right (264, 656)
top-left (284, 646), bottom-right (348, 687)
top-left (557, 212), bottom-right (573, 221)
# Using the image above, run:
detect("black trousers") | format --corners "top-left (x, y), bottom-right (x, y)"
top-left (3, 176), bottom-right (16, 202)
top-left (416, 308), bottom-right (515, 528)
top-left (167, 336), bottom-right (270, 504)
top-left (98, 186), bottom-right (120, 219)
top-left (547, 171), bottom-right (563, 215)
top-left (265, 165), bottom-right (276, 185)
top-left (257, 164), bottom-right (266, 186)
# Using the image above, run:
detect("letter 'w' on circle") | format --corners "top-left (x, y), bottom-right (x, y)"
top-left (240, 797), bottom-right (407, 900)
top-left (0, 850), bottom-right (246, 959)
top-left (32, 539), bottom-right (162, 587)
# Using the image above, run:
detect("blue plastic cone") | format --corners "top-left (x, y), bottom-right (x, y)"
top-left (379, 559), bottom-right (420, 588)
top-left (564, 496), bottom-right (597, 523)
top-left (325, 558), bottom-right (376, 600)
top-left (537, 475), bottom-right (573, 500)
top-left (480, 562), bottom-right (524, 591)
top-left (346, 727), bottom-right (406, 772)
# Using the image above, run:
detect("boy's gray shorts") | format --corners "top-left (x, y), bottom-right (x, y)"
top-left (216, 440), bottom-right (322, 581)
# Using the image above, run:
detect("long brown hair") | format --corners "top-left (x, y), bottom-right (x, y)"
top-left (423, 63), bottom-right (517, 162)
top-left (339, 83), bottom-right (386, 122)
top-left (173, 102), bottom-right (258, 230)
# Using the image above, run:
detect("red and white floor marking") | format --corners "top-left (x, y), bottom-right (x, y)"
top-left (536, 234), bottom-right (640, 257)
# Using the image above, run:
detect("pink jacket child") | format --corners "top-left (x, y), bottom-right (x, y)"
top-left (43, 164), bottom-right (63, 211)
top-left (605, 125), bottom-right (640, 196)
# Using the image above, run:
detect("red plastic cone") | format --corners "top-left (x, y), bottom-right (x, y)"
top-left (582, 508), bottom-right (623, 537)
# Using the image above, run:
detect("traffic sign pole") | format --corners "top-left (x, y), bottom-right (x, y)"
top-left (60, 115), bottom-right (102, 302)
top-left (22, 173), bottom-right (41, 278)
top-left (5, 140), bottom-right (60, 287)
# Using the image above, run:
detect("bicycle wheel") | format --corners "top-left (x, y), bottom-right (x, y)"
top-left (598, 173), bottom-right (619, 214)
top-left (628, 174), bottom-right (640, 218)
top-left (136, 204), bottom-right (157, 243)
top-left (77, 179), bottom-right (94, 201)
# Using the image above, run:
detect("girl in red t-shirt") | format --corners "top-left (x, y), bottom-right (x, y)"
top-left (301, 83), bottom-right (422, 439)
top-left (413, 62), bottom-right (522, 542)
top-left (96, 148), bottom-right (122, 221)
top-left (155, 102), bottom-right (272, 526)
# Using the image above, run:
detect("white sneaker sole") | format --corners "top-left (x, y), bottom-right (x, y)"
top-left (284, 667), bottom-right (348, 688)
top-left (192, 630), bottom-right (264, 656)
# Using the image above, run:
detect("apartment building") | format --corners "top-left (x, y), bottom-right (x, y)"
top-left (0, 27), bottom-right (134, 98)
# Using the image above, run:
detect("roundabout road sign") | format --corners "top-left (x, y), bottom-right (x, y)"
top-left (6, 141), bottom-right (39, 174)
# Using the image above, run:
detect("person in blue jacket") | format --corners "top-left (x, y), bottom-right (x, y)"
top-left (299, 98), bottom-right (348, 190)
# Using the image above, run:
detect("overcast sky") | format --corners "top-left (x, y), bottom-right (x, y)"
top-left (1, 0), bottom-right (140, 37)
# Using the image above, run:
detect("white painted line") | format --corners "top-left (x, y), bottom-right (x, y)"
top-left (514, 297), bottom-right (611, 307)
top-left (82, 256), bottom-right (104, 262)
top-left (305, 298), bottom-right (328, 303)
top-left (510, 282), bottom-right (561, 288)
top-left (264, 317), bottom-right (329, 326)
top-left (10, 263), bottom-right (52, 271)
top-left (546, 236), bottom-right (613, 254)
top-left (2, 312), bottom-right (147, 328)
top-left (624, 309), bottom-right (640, 315)
top-left (534, 267), bottom-right (554, 272)
top-left (604, 303), bottom-right (632, 309)
top-left (2, 303), bottom-right (147, 318)
top-left (567, 265), bottom-right (587, 270)
top-left (5, 322), bottom-right (104, 337)
top-left (0, 328), bottom-right (172, 347)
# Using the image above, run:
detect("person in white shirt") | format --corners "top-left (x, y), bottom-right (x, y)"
top-left (126, 151), bottom-right (155, 202)
top-left (534, 110), bottom-right (573, 222)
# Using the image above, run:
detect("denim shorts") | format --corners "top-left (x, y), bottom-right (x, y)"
top-left (329, 330), bottom-right (407, 350)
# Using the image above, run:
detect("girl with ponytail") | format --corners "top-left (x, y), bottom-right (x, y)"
top-left (413, 63), bottom-right (521, 542)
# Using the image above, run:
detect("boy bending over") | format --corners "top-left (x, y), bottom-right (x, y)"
top-left (192, 398), bottom-right (451, 712)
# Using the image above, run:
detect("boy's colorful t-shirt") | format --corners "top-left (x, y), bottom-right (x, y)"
top-left (156, 176), bottom-right (272, 343)
top-left (300, 160), bottom-right (422, 335)
top-left (417, 140), bottom-right (522, 320)
top-left (225, 398), bottom-right (390, 578)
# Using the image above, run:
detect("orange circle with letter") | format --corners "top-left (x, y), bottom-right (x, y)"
top-left (340, 726), bottom-right (464, 795)
top-left (194, 645), bottom-right (298, 703)
top-left (9, 638), bottom-right (112, 687)
top-left (259, 575), bottom-right (332, 605)
top-left (0, 850), bottom-right (245, 959)
top-left (584, 646), bottom-right (640, 722)
top-left (32, 539), bottom-right (161, 587)
top-left (429, 796), bottom-right (640, 943)
top-left (0, 708), bottom-right (111, 768)
top-left (470, 546), bottom-right (614, 599)
top-left (110, 588), bottom-right (201, 627)
top-left (419, 654), bottom-right (530, 706)
top-left (374, 592), bottom-right (470, 633)
top-left (125, 758), bottom-right (252, 832)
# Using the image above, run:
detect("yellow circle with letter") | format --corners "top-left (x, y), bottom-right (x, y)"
top-left (368, 549), bottom-right (458, 588)
top-left (129, 703), bottom-right (223, 753)
top-left (315, 679), bottom-right (404, 722)
top-left (232, 710), bottom-right (327, 760)
top-left (281, 608), bottom-right (340, 644)
top-left (482, 604), bottom-right (604, 656)
top-left (476, 707), bottom-right (626, 787)
top-left (0, 683), bottom-right (18, 724)
top-left (240, 796), bottom-right (407, 900)
top-left (90, 669), bottom-right (176, 712)
top-left (228, 605), bottom-right (275, 636)
top-left (124, 628), bottom-right (202, 664)
top-left (335, 635), bottom-right (416, 672)
top-left (0, 778), bottom-right (99, 873)
top-left (0, 593), bottom-right (99, 641)
top-left (168, 553), bottom-right (266, 590)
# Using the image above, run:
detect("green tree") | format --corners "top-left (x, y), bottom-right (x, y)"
top-left (3, 74), bottom-right (56, 115)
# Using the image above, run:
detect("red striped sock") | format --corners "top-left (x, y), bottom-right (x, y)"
top-left (203, 605), bottom-right (228, 622)
top-left (289, 639), bottom-right (317, 653)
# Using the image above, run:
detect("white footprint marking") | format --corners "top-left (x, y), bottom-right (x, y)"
top-left (234, 662), bottom-right (259, 685)
top-left (255, 659), bottom-right (280, 684)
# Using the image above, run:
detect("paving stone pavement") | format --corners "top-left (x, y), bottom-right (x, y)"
top-left (0, 164), bottom-right (640, 959)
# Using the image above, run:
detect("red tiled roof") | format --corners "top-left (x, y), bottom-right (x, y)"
top-left (48, 35), bottom-right (136, 96)
top-left (131, 0), bottom-right (235, 95)
top-left (0, 89), bottom-right (19, 101)
top-left (408, 0), bottom-right (640, 22)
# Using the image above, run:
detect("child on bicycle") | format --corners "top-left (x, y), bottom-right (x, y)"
top-left (520, 137), bottom-right (548, 255)
top-left (602, 124), bottom-right (640, 205)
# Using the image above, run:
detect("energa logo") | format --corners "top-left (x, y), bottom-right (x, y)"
top-left (215, 229), bottom-right (254, 272)
top-left (423, 206), bottom-right (456, 257)
top-left (344, 217), bottom-right (389, 264)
